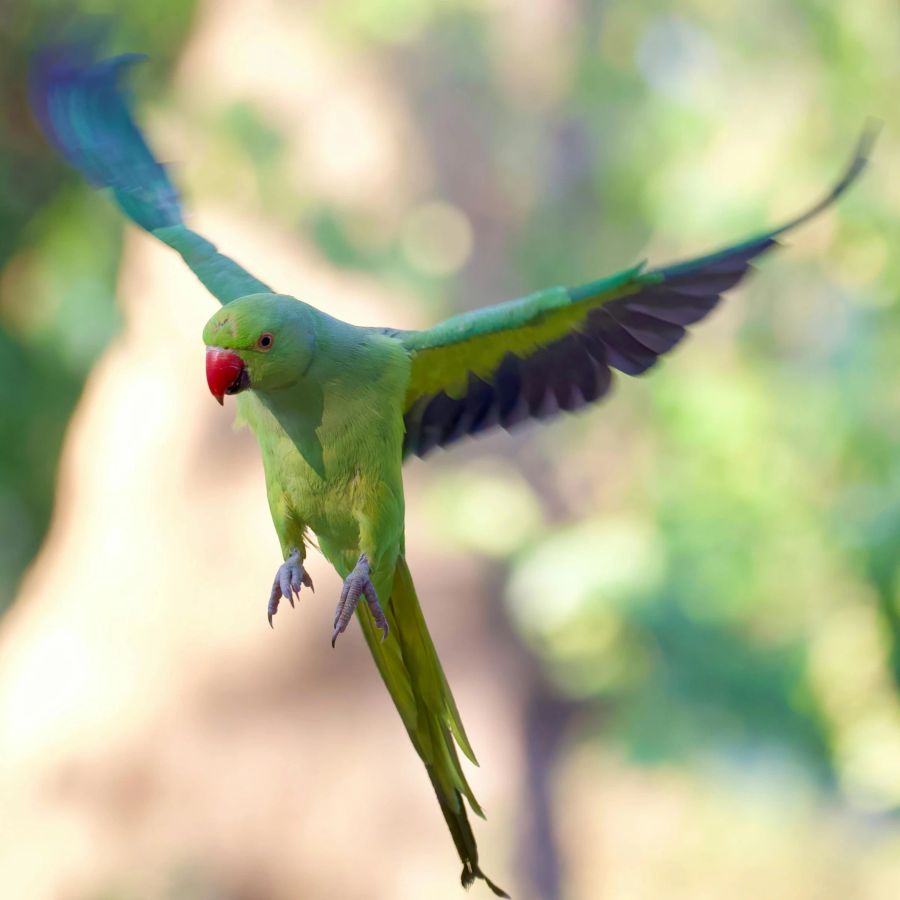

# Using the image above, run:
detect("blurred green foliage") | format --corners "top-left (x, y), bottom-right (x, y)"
top-left (2, 0), bottom-right (898, 833)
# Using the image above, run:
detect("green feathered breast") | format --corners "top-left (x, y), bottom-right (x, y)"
top-left (32, 45), bottom-right (875, 899)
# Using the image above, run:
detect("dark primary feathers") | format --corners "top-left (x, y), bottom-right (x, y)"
top-left (29, 45), bottom-right (875, 462)
top-left (31, 43), bottom-right (875, 896)
top-left (400, 126), bottom-right (876, 458)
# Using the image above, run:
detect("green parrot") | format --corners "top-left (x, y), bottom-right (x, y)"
top-left (31, 47), bottom-right (873, 896)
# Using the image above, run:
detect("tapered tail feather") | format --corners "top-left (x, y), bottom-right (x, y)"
top-left (357, 556), bottom-right (508, 897)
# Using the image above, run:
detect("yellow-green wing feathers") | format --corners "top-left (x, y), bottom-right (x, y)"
top-left (400, 264), bottom-right (647, 401)
top-left (400, 127), bottom-right (875, 459)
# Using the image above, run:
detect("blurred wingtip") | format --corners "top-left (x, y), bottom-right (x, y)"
top-left (29, 38), bottom-right (149, 121)
top-left (768, 120), bottom-right (880, 240)
top-left (27, 39), bottom-right (182, 232)
top-left (822, 117), bottom-right (881, 210)
top-left (854, 117), bottom-right (882, 166)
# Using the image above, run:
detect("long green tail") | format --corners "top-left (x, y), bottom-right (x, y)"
top-left (357, 557), bottom-right (508, 897)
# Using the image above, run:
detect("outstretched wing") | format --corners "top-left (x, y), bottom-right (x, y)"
top-left (30, 45), bottom-right (272, 306)
top-left (400, 128), bottom-right (876, 458)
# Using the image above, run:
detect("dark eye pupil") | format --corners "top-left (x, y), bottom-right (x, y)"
top-left (260, 335), bottom-right (271, 347)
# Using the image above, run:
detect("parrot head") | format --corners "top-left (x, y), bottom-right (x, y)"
top-left (202, 294), bottom-right (316, 404)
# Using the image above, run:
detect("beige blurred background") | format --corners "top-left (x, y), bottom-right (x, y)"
top-left (1, 1), bottom-right (899, 898)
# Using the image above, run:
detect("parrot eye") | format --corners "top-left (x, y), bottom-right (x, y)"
top-left (257, 333), bottom-right (274, 351)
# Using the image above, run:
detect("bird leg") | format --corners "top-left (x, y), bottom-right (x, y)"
top-left (332, 553), bottom-right (389, 647)
top-left (268, 548), bottom-right (313, 627)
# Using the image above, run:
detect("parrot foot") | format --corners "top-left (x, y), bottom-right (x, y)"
top-left (331, 553), bottom-right (389, 647)
top-left (268, 548), bottom-right (313, 627)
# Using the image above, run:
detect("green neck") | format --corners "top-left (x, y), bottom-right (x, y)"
top-left (253, 314), bottom-right (365, 478)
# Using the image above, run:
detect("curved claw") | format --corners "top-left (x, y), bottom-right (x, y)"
top-left (363, 580), bottom-right (389, 642)
top-left (267, 581), bottom-right (281, 628)
top-left (267, 548), bottom-right (311, 628)
top-left (332, 554), bottom-right (389, 647)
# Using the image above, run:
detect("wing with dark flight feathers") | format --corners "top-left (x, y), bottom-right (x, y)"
top-left (400, 126), bottom-right (876, 458)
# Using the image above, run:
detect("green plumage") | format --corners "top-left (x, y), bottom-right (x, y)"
top-left (32, 48), bottom-right (874, 896)
top-left (203, 294), bottom-right (505, 894)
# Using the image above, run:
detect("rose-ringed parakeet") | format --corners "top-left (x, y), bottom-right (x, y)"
top-left (31, 48), bottom-right (874, 897)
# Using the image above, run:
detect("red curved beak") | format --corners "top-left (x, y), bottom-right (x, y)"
top-left (205, 347), bottom-right (246, 405)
